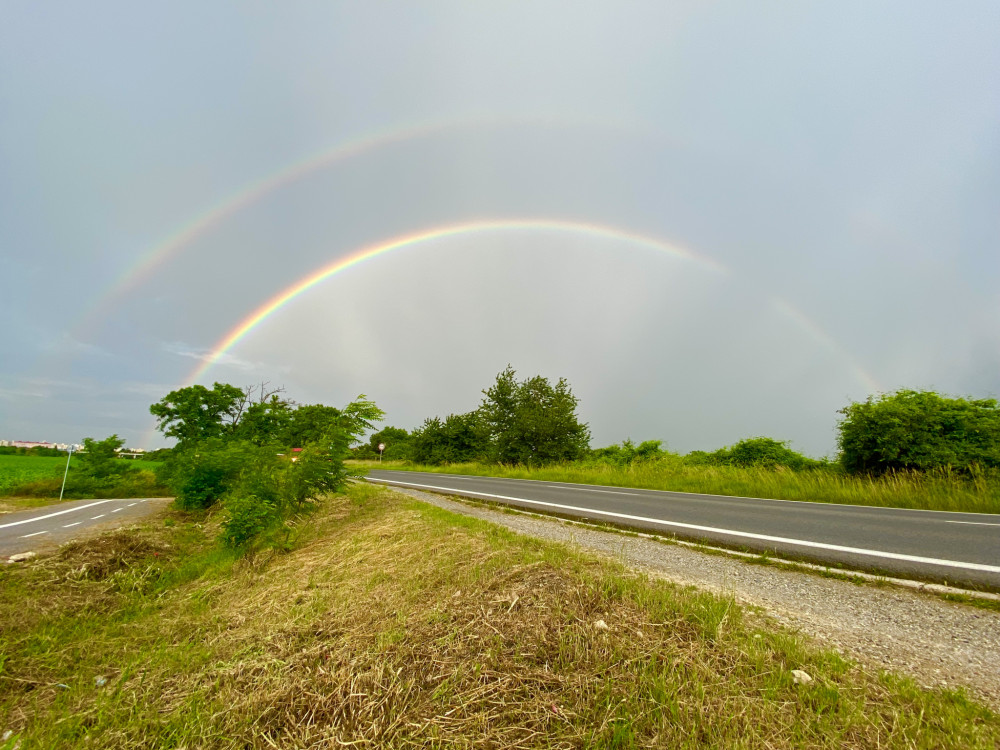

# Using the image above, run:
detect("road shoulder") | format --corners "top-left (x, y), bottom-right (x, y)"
top-left (384, 484), bottom-right (1000, 710)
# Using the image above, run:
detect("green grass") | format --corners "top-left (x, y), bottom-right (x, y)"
top-left (351, 458), bottom-right (1000, 514)
top-left (0, 454), bottom-right (166, 504)
top-left (0, 454), bottom-right (69, 493)
top-left (0, 484), bottom-right (996, 748)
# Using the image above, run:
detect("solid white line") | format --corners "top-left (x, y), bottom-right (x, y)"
top-left (544, 485), bottom-right (640, 496)
top-left (0, 500), bottom-right (114, 530)
top-left (367, 478), bottom-right (1000, 575)
top-left (63, 522), bottom-right (81, 528)
top-left (376, 471), bottom-right (1000, 518)
top-left (20, 530), bottom-right (48, 538)
top-left (946, 520), bottom-right (1000, 527)
top-left (91, 514), bottom-right (105, 520)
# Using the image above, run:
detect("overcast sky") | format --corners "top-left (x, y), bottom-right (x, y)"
top-left (1, 2), bottom-right (998, 457)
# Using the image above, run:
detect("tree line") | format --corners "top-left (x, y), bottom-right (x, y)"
top-left (358, 378), bottom-right (1000, 477)
top-left (357, 366), bottom-right (591, 465)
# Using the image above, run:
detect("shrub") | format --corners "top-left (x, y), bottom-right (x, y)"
top-left (220, 492), bottom-right (278, 547)
top-left (686, 437), bottom-right (820, 470)
top-left (157, 440), bottom-right (255, 510)
top-left (838, 390), bottom-right (1000, 474)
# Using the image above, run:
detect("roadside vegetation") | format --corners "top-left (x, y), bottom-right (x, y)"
top-left (1, 482), bottom-right (996, 749)
top-left (148, 381), bottom-right (382, 547)
top-left (353, 378), bottom-right (1000, 514)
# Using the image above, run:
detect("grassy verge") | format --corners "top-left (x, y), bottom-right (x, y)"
top-left (0, 484), bottom-right (997, 748)
top-left (351, 459), bottom-right (1000, 513)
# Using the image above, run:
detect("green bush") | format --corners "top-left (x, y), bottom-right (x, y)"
top-left (838, 390), bottom-right (1000, 474)
top-left (157, 440), bottom-right (255, 510)
top-left (220, 492), bottom-right (278, 547)
top-left (686, 437), bottom-right (821, 470)
top-left (591, 439), bottom-right (668, 466)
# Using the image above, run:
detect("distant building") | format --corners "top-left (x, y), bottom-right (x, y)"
top-left (0, 440), bottom-right (79, 451)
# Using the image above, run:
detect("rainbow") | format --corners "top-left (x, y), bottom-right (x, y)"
top-left (181, 218), bottom-right (726, 385)
top-left (178, 218), bottom-right (879, 390)
top-left (73, 113), bottom-right (646, 339)
top-left (141, 218), bottom-right (882, 447)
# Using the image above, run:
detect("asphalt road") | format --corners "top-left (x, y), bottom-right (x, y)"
top-left (0, 497), bottom-right (170, 558)
top-left (366, 470), bottom-right (1000, 589)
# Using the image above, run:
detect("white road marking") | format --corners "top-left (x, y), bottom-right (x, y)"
top-left (0, 500), bottom-right (114, 530)
top-left (385, 471), bottom-right (1000, 517)
top-left (127, 503), bottom-right (137, 507)
top-left (546, 485), bottom-right (640, 496)
top-left (91, 514), bottom-right (105, 520)
top-left (111, 508), bottom-right (123, 513)
top-left (367, 478), bottom-right (1000, 575)
top-left (63, 522), bottom-right (81, 528)
top-left (20, 530), bottom-right (48, 538)
top-left (946, 520), bottom-right (1000, 527)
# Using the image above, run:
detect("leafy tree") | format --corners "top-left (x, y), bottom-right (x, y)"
top-left (281, 404), bottom-right (341, 447)
top-left (479, 366), bottom-right (590, 465)
top-left (357, 426), bottom-right (414, 460)
top-left (411, 413), bottom-right (484, 465)
top-left (281, 397), bottom-right (383, 447)
top-left (149, 383), bottom-right (245, 444)
top-left (77, 434), bottom-right (133, 479)
top-left (838, 389), bottom-right (1000, 474)
top-left (234, 395), bottom-right (294, 446)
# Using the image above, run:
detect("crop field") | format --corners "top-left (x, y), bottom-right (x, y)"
top-left (0, 454), bottom-right (161, 497)
top-left (0, 455), bottom-right (67, 494)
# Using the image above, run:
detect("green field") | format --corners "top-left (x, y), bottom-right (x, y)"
top-left (0, 454), bottom-right (69, 494)
top-left (349, 459), bottom-right (1000, 514)
top-left (0, 454), bottom-right (164, 504)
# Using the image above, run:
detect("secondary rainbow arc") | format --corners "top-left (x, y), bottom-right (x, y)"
top-left (141, 218), bottom-right (881, 448)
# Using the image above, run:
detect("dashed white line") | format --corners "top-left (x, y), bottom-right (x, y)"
top-left (0, 500), bottom-right (114, 530)
top-left (20, 530), bottom-right (48, 538)
top-left (63, 522), bottom-right (81, 528)
top-left (91, 514), bottom-right (105, 520)
top-left (111, 508), bottom-right (123, 513)
top-left (127, 503), bottom-right (137, 507)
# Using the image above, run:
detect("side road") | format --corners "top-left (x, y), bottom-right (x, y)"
top-left (0, 498), bottom-right (172, 559)
top-left (384, 485), bottom-right (1000, 710)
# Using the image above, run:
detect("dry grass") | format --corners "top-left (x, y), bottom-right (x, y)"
top-left (0, 485), bottom-right (997, 748)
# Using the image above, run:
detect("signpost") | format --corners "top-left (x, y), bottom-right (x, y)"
top-left (378, 443), bottom-right (385, 463)
top-left (58, 446), bottom-right (74, 502)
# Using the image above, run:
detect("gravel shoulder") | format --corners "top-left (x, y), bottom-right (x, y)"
top-left (387, 484), bottom-right (1000, 710)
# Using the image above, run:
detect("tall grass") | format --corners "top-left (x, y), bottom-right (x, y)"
top-left (352, 457), bottom-right (1000, 514)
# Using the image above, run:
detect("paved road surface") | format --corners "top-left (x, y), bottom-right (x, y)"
top-left (0, 497), bottom-right (171, 558)
top-left (366, 470), bottom-right (1000, 589)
